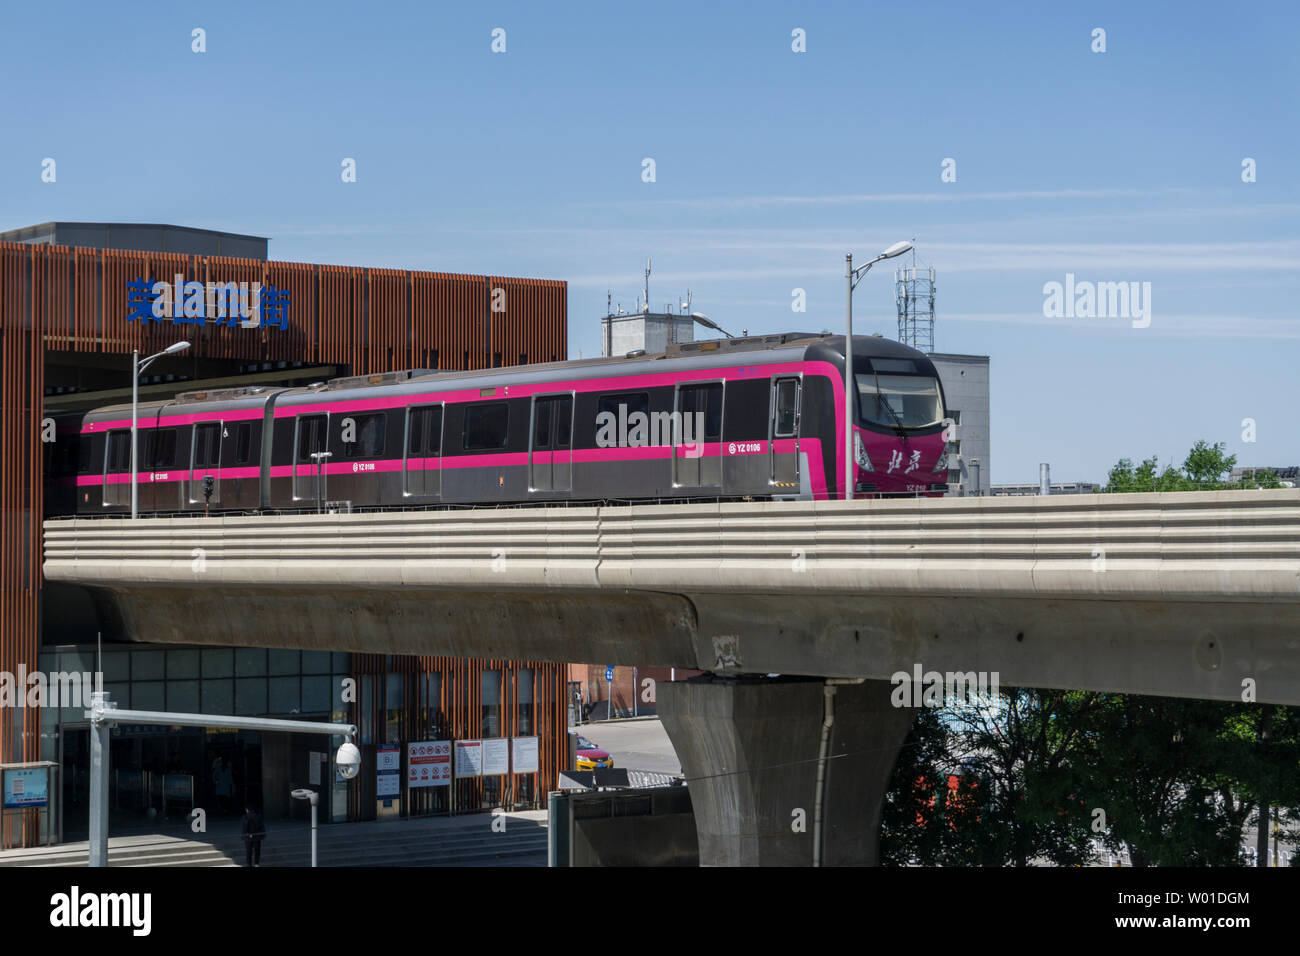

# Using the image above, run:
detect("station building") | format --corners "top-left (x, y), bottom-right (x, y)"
top-left (0, 223), bottom-right (569, 847)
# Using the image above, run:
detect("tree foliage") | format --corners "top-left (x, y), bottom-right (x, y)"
top-left (1104, 439), bottom-right (1280, 492)
top-left (880, 440), bottom-right (1294, 865)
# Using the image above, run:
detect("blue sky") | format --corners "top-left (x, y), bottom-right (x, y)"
top-left (3, 0), bottom-right (1296, 482)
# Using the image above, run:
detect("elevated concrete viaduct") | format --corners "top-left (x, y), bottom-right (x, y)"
top-left (45, 490), bottom-right (1300, 865)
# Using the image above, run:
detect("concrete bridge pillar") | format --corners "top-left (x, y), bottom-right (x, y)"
top-left (658, 675), bottom-right (916, 866)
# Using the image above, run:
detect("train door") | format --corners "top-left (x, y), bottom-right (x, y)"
top-left (769, 377), bottom-right (801, 489)
top-left (403, 404), bottom-right (443, 498)
top-left (292, 414), bottom-right (329, 502)
top-left (189, 421), bottom-right (223, 505)
top-left (530, 395), bottom-right (573, 493)
top-left (103, 429), bottom-right (131, 507)
top-left (146, 425), bottom-right (180, 512)
top-left (674, 382), bottom-right (723, 489)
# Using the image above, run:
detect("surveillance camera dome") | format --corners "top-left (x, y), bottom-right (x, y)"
top-left (336, 742), bottom-right (361, 780)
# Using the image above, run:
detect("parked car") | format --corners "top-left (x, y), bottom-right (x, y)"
top-left (570, 731), bottom-right (615, 770)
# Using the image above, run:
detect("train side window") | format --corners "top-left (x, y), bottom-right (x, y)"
top-left (106, 430), bottom-right (130, 473)
top-left (77, 437), bottom-right (92, 473)
top-left (555, 396), bottom-right (572, 448)
top-left (344, 413), bottom-right (386, 459)
top-left (406, 405), bottom-right (443, 458)
top-left (407, 407), bottom-right (426, 457)
top-left (774, 379), bottom-right (798, 438)
top-left (150, 428), bottom-right (178, 468)
top-left (679, 383), bottom-right (723, 440)
top-left (463, 402), bottom-right (509, 450)
top-left (533, 400), bottom-right (552, 448)
top-left (192, 423), bottom-right (221, 468)
top-left (597, 392), bottom-right (649, 420)
top-left (428, 407), bottom-right (442, 456)
top-left (234, 423), bottom-right (253, 464)
top-left (296, 415), bottom-right (327, 461)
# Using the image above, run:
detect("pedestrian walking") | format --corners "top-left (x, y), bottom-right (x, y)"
top-left (241, 803), bottom-right (268, 867)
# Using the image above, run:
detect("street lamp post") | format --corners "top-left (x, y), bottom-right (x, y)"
top-left (291, 788), bottom-right (319, 867)
top-left (843, 242), bottom-right (913, 500)
top-left (131, 340), bottom-right (190, 518)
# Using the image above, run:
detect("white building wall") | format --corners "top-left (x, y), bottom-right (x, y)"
top-left (929, 353), bottom-right (990, 496)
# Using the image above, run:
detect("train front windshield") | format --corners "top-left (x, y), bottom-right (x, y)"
top-left (855, 374), bottom-right (944, 429)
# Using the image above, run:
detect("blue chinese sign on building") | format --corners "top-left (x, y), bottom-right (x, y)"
top-left (126, 274), bottom-right (290, 330)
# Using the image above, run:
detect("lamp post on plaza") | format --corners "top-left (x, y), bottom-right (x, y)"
top-left (131, 340), bottom-right (190, 519)
top-left (291, 788), bottom-right (320, 867)
top-left (843, 241), bottom-right (912, 500)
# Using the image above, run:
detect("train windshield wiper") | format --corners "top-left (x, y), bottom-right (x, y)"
top-left (873, 372), bottom-right (909, 440)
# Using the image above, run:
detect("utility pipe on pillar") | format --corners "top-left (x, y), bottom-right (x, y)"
top-left (1039, 463), bottom-right (1051, 496)
top-left (812, 677), bottom-right (866, 868)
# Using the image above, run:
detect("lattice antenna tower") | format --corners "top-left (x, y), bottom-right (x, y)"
top-left (895, 240), bottom-right (936, 353)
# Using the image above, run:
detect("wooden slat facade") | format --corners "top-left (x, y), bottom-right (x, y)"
top-left (0, 241), bottom-right (567, 846)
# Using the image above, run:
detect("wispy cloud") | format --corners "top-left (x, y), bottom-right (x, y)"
top-left (584, 187), bottom-right (1205, 211)
top-left (560, 238), bottom-right (1300, 286)
top-left (943, 311), bottom-right (1300, 336)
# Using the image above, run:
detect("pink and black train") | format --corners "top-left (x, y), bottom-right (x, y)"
top-left (58, 332), bottom-right (951, 514)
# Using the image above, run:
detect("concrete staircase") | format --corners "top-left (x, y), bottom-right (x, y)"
top-left (0, 813), bottom-right (548, 867)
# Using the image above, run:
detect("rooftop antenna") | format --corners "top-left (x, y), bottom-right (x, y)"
top-left (607, 290), bottom-right (611, 315)
top-left (895, 238), bottom-right (936, 353)
top-left (644, 258), bottom-right (651, 314)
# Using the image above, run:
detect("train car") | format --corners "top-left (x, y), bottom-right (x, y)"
top-left (76, 386), bottom-right (287, 514)
top-left (73, 332), bottom-right (951, 514)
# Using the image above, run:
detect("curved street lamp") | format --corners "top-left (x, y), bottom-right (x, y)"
top-left (844, 241), bottom-right (912, 500)
top-left (132, 340), bottom-right (190, 518)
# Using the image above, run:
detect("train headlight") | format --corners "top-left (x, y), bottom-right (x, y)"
top-left (854, 433), bottom-right (872, 471)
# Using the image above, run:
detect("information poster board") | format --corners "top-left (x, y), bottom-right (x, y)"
top-left (376, 746), bottom-right (401, 773)
top-left (482, 738), bottom-right (509, 775)
top-left (2, 768), bottom-right (48, 809)
top-left (376, 744), bottom-right (401, 797)
top-left (408, 740), bottom-right (451, 788)
top-left (454, 740), bottom-right (483, 778)
top-left (511, 736), bottom-right (539, 774)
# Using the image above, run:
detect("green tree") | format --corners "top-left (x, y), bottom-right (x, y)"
top-left (879, 707), bottom-right (955, 865)
top-left (882, 690), bottom-right (1101, 867)
top-left (1104, 456), bottom-right (1187, 493)
top-left (1075, 695), bottom-right (1248, 866)
top-left (1182, 440), bottom-right (1237, 488)
top-left (946, 689), bottom-right (1100, 866)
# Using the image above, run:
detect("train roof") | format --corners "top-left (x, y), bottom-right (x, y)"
top-left (84, 385), bottom-right (288, 422)
top-left (85, 332), bottom-right (937, 417)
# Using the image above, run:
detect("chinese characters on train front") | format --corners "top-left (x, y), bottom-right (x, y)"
top-left (886, 449), bottom-right (922, 474)
top-left (125, 275), bottom-right (290, 330)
